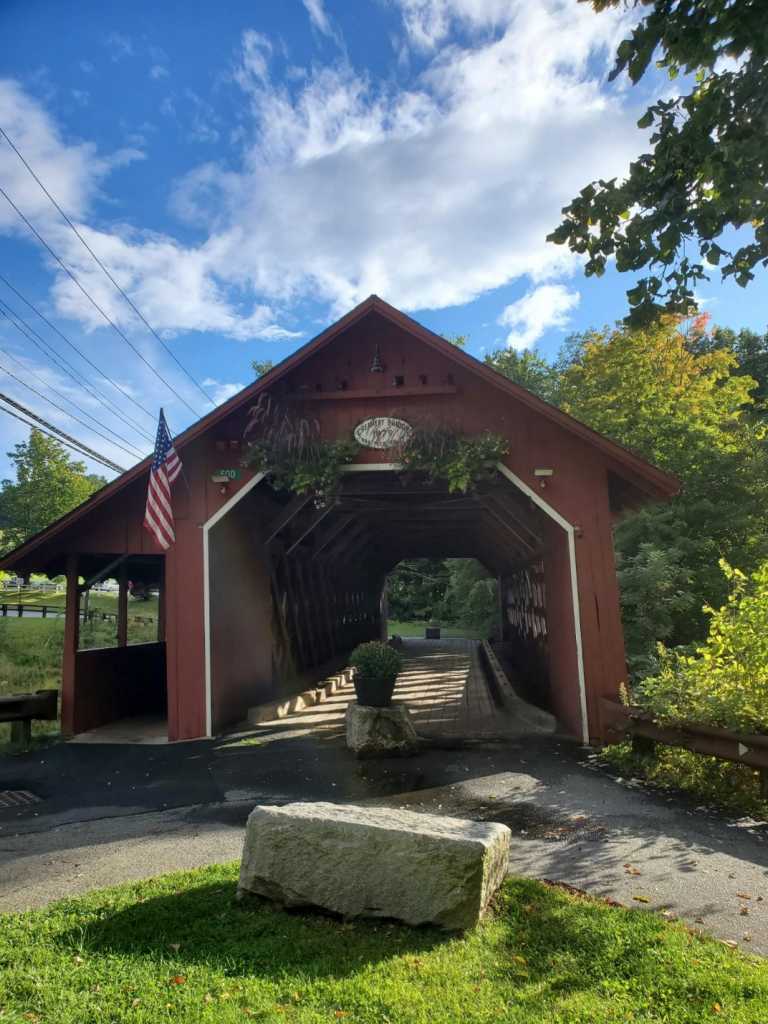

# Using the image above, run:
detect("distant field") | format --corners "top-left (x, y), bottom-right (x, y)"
top-left (387, 619), bottom-right (483, 640)
top-left (2, 586), bottom-right (159, 617)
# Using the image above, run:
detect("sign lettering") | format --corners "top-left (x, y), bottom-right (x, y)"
top-left (354, 417), bottom-right (413, 450)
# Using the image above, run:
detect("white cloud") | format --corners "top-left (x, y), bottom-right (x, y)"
top-left (303, 0), bottom-right (333, 37)
top-left (168, 3), bottom-right (637, 314)
top-left (105, 32), bottom-right (134, 62)
top-left (79, 60), bottom-right (95, 74)
top-left (203, 377), bottom-right (247, 405)
top-left (391, 0), bottom-right (512, 50)
top-left (0, 79), bottom-right (108, 228)
top-left (0, 1), bottom-right (643, 348)
top-left (498, 284), bottom-right (580, 350)
top-left (150, 65), bottom-right (169, 80)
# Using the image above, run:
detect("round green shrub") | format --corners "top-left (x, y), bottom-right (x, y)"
top-left (349, 641), bottom-right (402, 683)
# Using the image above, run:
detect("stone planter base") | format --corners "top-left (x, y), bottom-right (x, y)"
top-left (345, 700), bottom-right (420, 758)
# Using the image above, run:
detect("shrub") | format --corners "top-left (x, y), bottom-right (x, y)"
top-left (349, 641), bottom-right (402, 682)
top-left (349, 641), bottom-right (403, 708)
top-left (635, 559), bottom-right (768, 733)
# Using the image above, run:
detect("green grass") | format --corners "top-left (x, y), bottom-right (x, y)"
top-left (6, 586), bottom-right (159, 618)
top-left (387, 620), bottom-right (484, 640)
top-left (1, 865), bottom-right (766, 1023)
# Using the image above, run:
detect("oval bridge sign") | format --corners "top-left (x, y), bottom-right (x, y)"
top-left (354, 416), bottom-right (413, 450)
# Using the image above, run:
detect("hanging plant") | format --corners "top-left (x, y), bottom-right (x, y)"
top-left (398, 427), bottom-right (509, 493)
top-left (243, 393), bottom-right (360, 499)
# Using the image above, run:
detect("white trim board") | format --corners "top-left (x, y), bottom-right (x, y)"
top-left (495, 463), bottom-right (589, 745)
top-left (202, 471), bottom-right (266, 737)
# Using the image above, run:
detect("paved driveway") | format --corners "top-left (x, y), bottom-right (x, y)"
top-left (2, 713), bottom-right (767, 954)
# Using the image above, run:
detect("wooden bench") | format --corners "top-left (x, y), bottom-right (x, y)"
top-left (0, 689), bottom-right (58, 746)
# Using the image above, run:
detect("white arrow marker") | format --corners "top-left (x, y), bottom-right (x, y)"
top-left (738, 742), bottom-right (750, 757)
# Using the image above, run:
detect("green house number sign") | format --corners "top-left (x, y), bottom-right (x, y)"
top-left (215, 468), bottom-right (241, 480)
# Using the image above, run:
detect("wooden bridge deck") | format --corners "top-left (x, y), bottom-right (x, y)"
top-left (247, 638), bottom-right (510, 740)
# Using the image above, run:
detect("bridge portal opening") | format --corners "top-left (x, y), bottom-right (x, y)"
top-left (206, 467), bottom-right (573, 736)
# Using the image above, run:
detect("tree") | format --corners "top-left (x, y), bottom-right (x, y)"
top-left (252, 359), bottom-right (275, 378)
top-left (548, 0), bottom-right (768, 325)
top-left (559, 317), bottom-right (768, 664)
top-left (0, 430), bottom-right (106, 552)
top-left (484, 348), bottom-right (561, 404)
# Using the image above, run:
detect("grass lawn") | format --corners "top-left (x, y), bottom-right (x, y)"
top-left (387, 620), bottom-right (484, 640)
top-left (1, 865), bottom-right (766, 1023)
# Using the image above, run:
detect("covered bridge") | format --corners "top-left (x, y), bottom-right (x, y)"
top-left (0, 296), bottom-right (678, 745)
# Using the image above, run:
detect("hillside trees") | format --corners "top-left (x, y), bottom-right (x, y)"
top-left (487, 315), bottom-right (768, 672)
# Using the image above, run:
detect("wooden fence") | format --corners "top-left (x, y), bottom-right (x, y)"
top-left (601, 698), bottom-right (768, 798)
top-left (0, 603), bottom-right (156, 625)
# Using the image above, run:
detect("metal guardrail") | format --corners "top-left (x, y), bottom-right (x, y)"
top-left (601, 698), bottom-right (768, 798)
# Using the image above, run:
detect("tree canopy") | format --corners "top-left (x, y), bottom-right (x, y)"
top-left (486, 315), bottom-right (768, 673)
top-left (0, 430), bottom-right (106, 553)
top-left (549, 0), bottom-right (768, 324)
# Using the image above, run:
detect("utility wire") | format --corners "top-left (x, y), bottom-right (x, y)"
top-left (0, 328), bottom-right (145, 458)
top-left (0, 391), bottom-right (125, 472)
top-left (0, 184), bottom-right (202, 417)
top-left (0, 272), bottom-right (158, 427)
top-left (0, 302), bottom-right (150, 453)
top-left (0, 358), bottom-right (143, 461)
top-left (0, 126), bottom-right (214, 409)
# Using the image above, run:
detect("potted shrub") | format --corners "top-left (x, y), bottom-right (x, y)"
top-left (349, 641), bottom-right (403, 708)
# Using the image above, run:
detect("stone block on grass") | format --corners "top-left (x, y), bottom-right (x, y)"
top-left (237, 801), bottom-right (511, 930)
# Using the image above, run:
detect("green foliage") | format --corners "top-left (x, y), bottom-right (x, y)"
top-left (636, 559), bottom-right (768, 733)
top-left (387, 559), bottom-right (449, 622)
top-left (251, 359), bottom-right (275, 378)
top-left (0, 430), bottom-right (106, 553)
top-left (483, 348), bottom-right (561, 404)
top-left (349, 640), bottom-right (402, 682)
top-left (3, 864), bottom-right (768, 1024)
top-left (603, 741), bottom-right (768, 819)
top-left (558, 317), bottom-right (768, 665)
top-left (399, 428), bottom-right (509, 493)
top-left (550, 0), bottom-right (768, 324)
top-left (245, 394), bottom-right (360, 499)
top-left (248, 436), bottom-right (360, 499)
top-left (439, 558), bottom-right (498, 636)
top-left (443, 333), bottom-right (467, 348)
top-left (615, 543), bottom-right (695, 677)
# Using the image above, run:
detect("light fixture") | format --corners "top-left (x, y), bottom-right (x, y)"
top-left (370, 344), bottom-right (383, 373)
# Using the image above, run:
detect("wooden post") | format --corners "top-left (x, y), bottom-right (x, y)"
top-left (157, 557), bottom-right (165, 642)
top-left (60, 554), bottom-right (79, 736)
top-left (117, 562), bottom-right (128, 647)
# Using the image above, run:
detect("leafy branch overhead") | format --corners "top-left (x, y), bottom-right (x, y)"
top-left (548, 0), bottom-right (768, 324)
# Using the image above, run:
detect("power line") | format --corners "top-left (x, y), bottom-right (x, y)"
top-left (0, 184), bottom-right (202, 417)
top-left (0, 391), bottom-right (125, 472)
top-left (0, 330), bottom-right (145, 458)
top-left (0, 302), bottom-right (150, 454)
top-left (0, 272), bottom-right (158, 427)
top-left (0, 125), bottom-right (215, 409)
top-left (0, 358), bottom-right (144, 461)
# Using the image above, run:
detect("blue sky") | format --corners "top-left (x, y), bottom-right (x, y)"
top-left (0, 0), bottom-right (765, 480)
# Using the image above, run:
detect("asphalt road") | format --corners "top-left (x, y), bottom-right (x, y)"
top-left (1, 726), bottom-right (767, 954)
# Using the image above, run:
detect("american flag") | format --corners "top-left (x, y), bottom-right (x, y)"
top-left (143, 409), bottom-right (182, 550)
